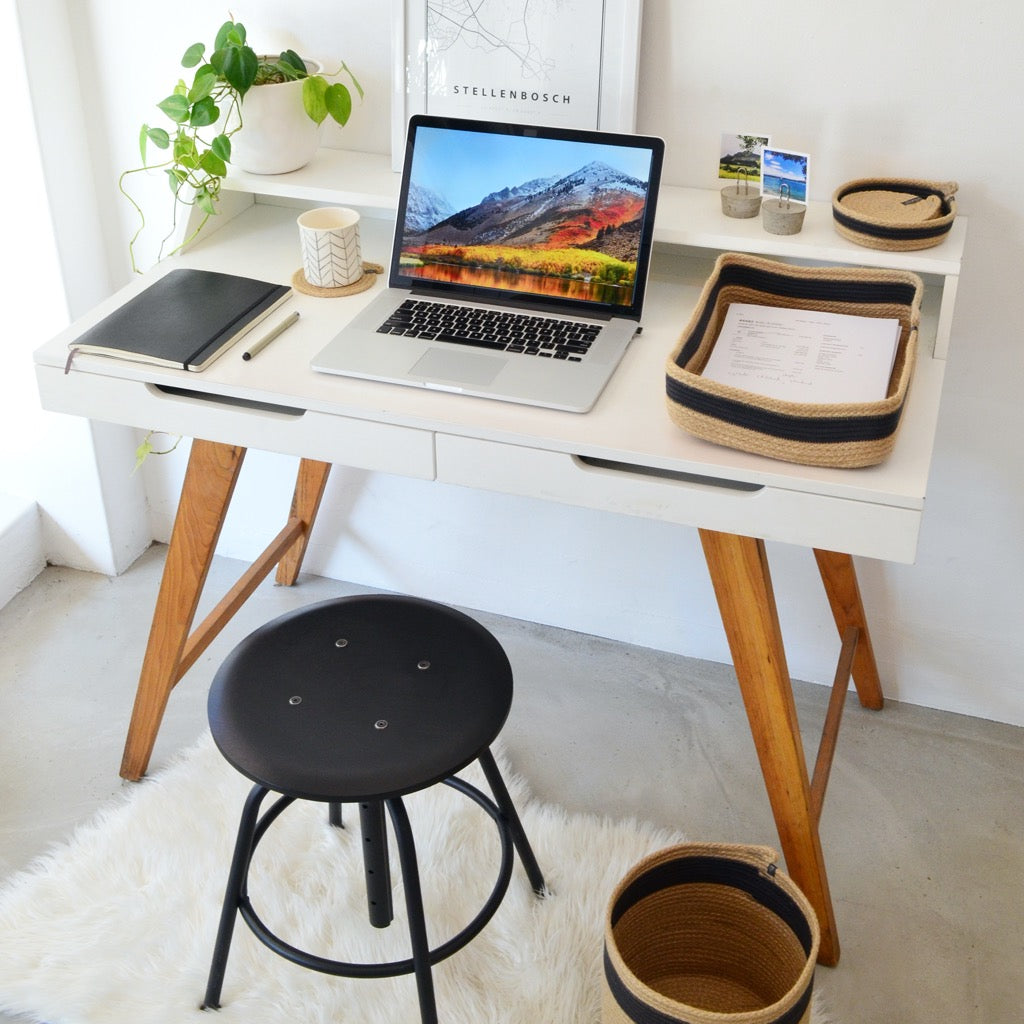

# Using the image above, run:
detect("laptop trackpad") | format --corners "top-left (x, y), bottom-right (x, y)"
top-left (411, 347), bottom-right (506, 386)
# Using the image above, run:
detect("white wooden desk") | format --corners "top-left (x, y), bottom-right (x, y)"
top-left (34, 152), bottom-right (967, 966)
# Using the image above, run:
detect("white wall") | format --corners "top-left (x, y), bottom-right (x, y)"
top-left (9, 0), bottom-right (150, 576)
top-left (37, 1), bottom-right (1024, 725)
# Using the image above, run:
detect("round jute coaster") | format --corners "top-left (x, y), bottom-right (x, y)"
top-left (291, 262), bottom-right (385, 298)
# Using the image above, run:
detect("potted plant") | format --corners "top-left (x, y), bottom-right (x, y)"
top-left (120, 18), bottom-right (362, 271)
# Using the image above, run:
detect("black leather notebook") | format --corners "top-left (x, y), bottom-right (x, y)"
top-left (69, 268), bottom-right (292, 371)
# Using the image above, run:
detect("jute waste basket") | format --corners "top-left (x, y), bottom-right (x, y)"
top-left (603, 843), bottom-right (820, 1024)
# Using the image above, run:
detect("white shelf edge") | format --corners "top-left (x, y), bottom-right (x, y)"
top-left (223, 148), bottom-right (400, 212)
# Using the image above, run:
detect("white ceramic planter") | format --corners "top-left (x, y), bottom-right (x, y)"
top-left (232, 59), bottom-right (323, 175)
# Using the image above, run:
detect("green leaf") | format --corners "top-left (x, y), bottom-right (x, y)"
top-left (338, 61), bottom-right (365, 101)
top-left (189, 96), bottom-right (219, 128)
top-left (181, 42), bottom-right (205, 68)
top-left (210, 133), bottom-right (232, 161)
top-left (188, 70), bottom-right (215, 104)
top-left (324, 83), bottom-right (353, 126)
top-left (195, 190), bottom-right (217, 216)
top-left (139, 124), bottom-right (170, 161)
top-left (214, 20), bottom-right (243, 51)
top-left (172, 133), bottom-right (198, 165)
top-left (302, 75), bottom-right (329, 125)
top-left (193, 64), bottom-right (218, 87)
top-left (220, 45), bottom-right (258, 95)
top-left (133, 432), bottom-right (180, 471)
top-left (280, 49), bottom-right (307, 75)
top-left (165, 167), bottom-right (187, 191)
top-left (133, 437), bottom-right (154, 473)
top-left (199, 149), bottom-right (227, 177)
top-left (156, 93), bottom-right (191, 123)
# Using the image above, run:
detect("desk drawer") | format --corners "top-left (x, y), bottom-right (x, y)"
top-left (36, 367), bottom-right (435, 479)
top-left (436, 434), bottom-right (921, 562)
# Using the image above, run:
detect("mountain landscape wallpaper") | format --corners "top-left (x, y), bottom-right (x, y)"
top-left (398, 127), bottom-right (656, 308)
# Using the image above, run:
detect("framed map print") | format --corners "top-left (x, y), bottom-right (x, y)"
top-left (392, 0), bottom-right (644, 168)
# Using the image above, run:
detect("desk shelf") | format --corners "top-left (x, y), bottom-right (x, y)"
top-left (221, 147), bottom-right (965, 357)
top-left (224, 149), bottom-right (401, 213)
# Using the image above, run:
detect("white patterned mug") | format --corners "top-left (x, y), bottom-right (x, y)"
top-left (297, 207), bottom-right (363, 288)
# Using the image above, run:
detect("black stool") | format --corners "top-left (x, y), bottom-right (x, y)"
top-left (201, 593), bottom-right (546, 1023)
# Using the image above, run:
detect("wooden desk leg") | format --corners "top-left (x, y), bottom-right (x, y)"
top-left (813, 549), bottom-right (884, 710)
top-left (119, 440), bottom-right (246, 782)
top-left (275, 459), bottom-right (332, 586)
top-left (699, 529), bottom-right (841, 966)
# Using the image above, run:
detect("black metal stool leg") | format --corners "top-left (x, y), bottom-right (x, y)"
top-left (386, 797), bottom-right (438, 1024)
top-left (202, 785), bottom-right (269, 1010)
top-left (477, 748), bottom-right (547, 896)
top-left (329, 802), bottom-right (344, 828)
top-left (359, 800), bottom-right (394, 928)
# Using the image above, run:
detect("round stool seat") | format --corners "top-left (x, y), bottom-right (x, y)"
top-left (208, 594), bottom-right (513, 802)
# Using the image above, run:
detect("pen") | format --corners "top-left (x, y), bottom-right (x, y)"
top-left (241, 311), bottom-right (300, 361)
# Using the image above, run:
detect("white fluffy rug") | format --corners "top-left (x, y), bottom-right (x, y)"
top-left (0, 733), bottom-right (833, 1023)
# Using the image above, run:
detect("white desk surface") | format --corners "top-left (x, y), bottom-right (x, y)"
top-left (35, 198), bottom-right (956, 563)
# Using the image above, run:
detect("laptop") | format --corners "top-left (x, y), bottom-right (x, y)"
top-left (312, 115), bottom-right (664, 412)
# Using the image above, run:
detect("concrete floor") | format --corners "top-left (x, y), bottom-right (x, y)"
top-left (0, 545), bottom-right (1021, 1023)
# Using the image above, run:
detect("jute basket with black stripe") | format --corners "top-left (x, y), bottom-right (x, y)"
top-left (665, 252), bottom-right (923, 468)
top-left (832, 177), bottom-right (957, 251)
top-left (603, 844), bottom-right (820, 1024)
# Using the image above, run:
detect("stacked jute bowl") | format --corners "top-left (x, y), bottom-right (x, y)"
top-left (832, 177), bottom-right (957, 251)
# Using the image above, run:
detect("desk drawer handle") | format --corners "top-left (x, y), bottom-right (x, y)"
top-left (149, 384), bottom-right (306, 418)
top-left (574, 455), bottom-right (763, 493)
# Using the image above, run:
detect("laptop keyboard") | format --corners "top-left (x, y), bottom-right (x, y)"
top-left (377, 299), bottom-right (601, 361)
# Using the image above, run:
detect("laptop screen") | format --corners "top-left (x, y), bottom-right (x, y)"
top-left (390, 115), bottom-right (665, 321)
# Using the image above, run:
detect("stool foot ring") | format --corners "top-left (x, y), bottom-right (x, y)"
top-left (202, 776), bottom-right (516, 1022)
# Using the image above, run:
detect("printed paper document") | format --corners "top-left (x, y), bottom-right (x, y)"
top-left (701, 303), bottom-right (901, 404)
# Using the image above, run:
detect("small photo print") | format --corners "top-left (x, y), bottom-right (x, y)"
top-left (718, 133), bottom-right (770, 186)
top-left (761, 148), bottom-right (809, 203)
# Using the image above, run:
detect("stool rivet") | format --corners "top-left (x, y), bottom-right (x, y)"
top-left (374, 719), bottom-right (388, 730)
top-left (417, 660), bottom-right (431, 670)
top-left (335, 638), bottom-right (349, 648)
top-left (288, 696), bottom-right (302, 706)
